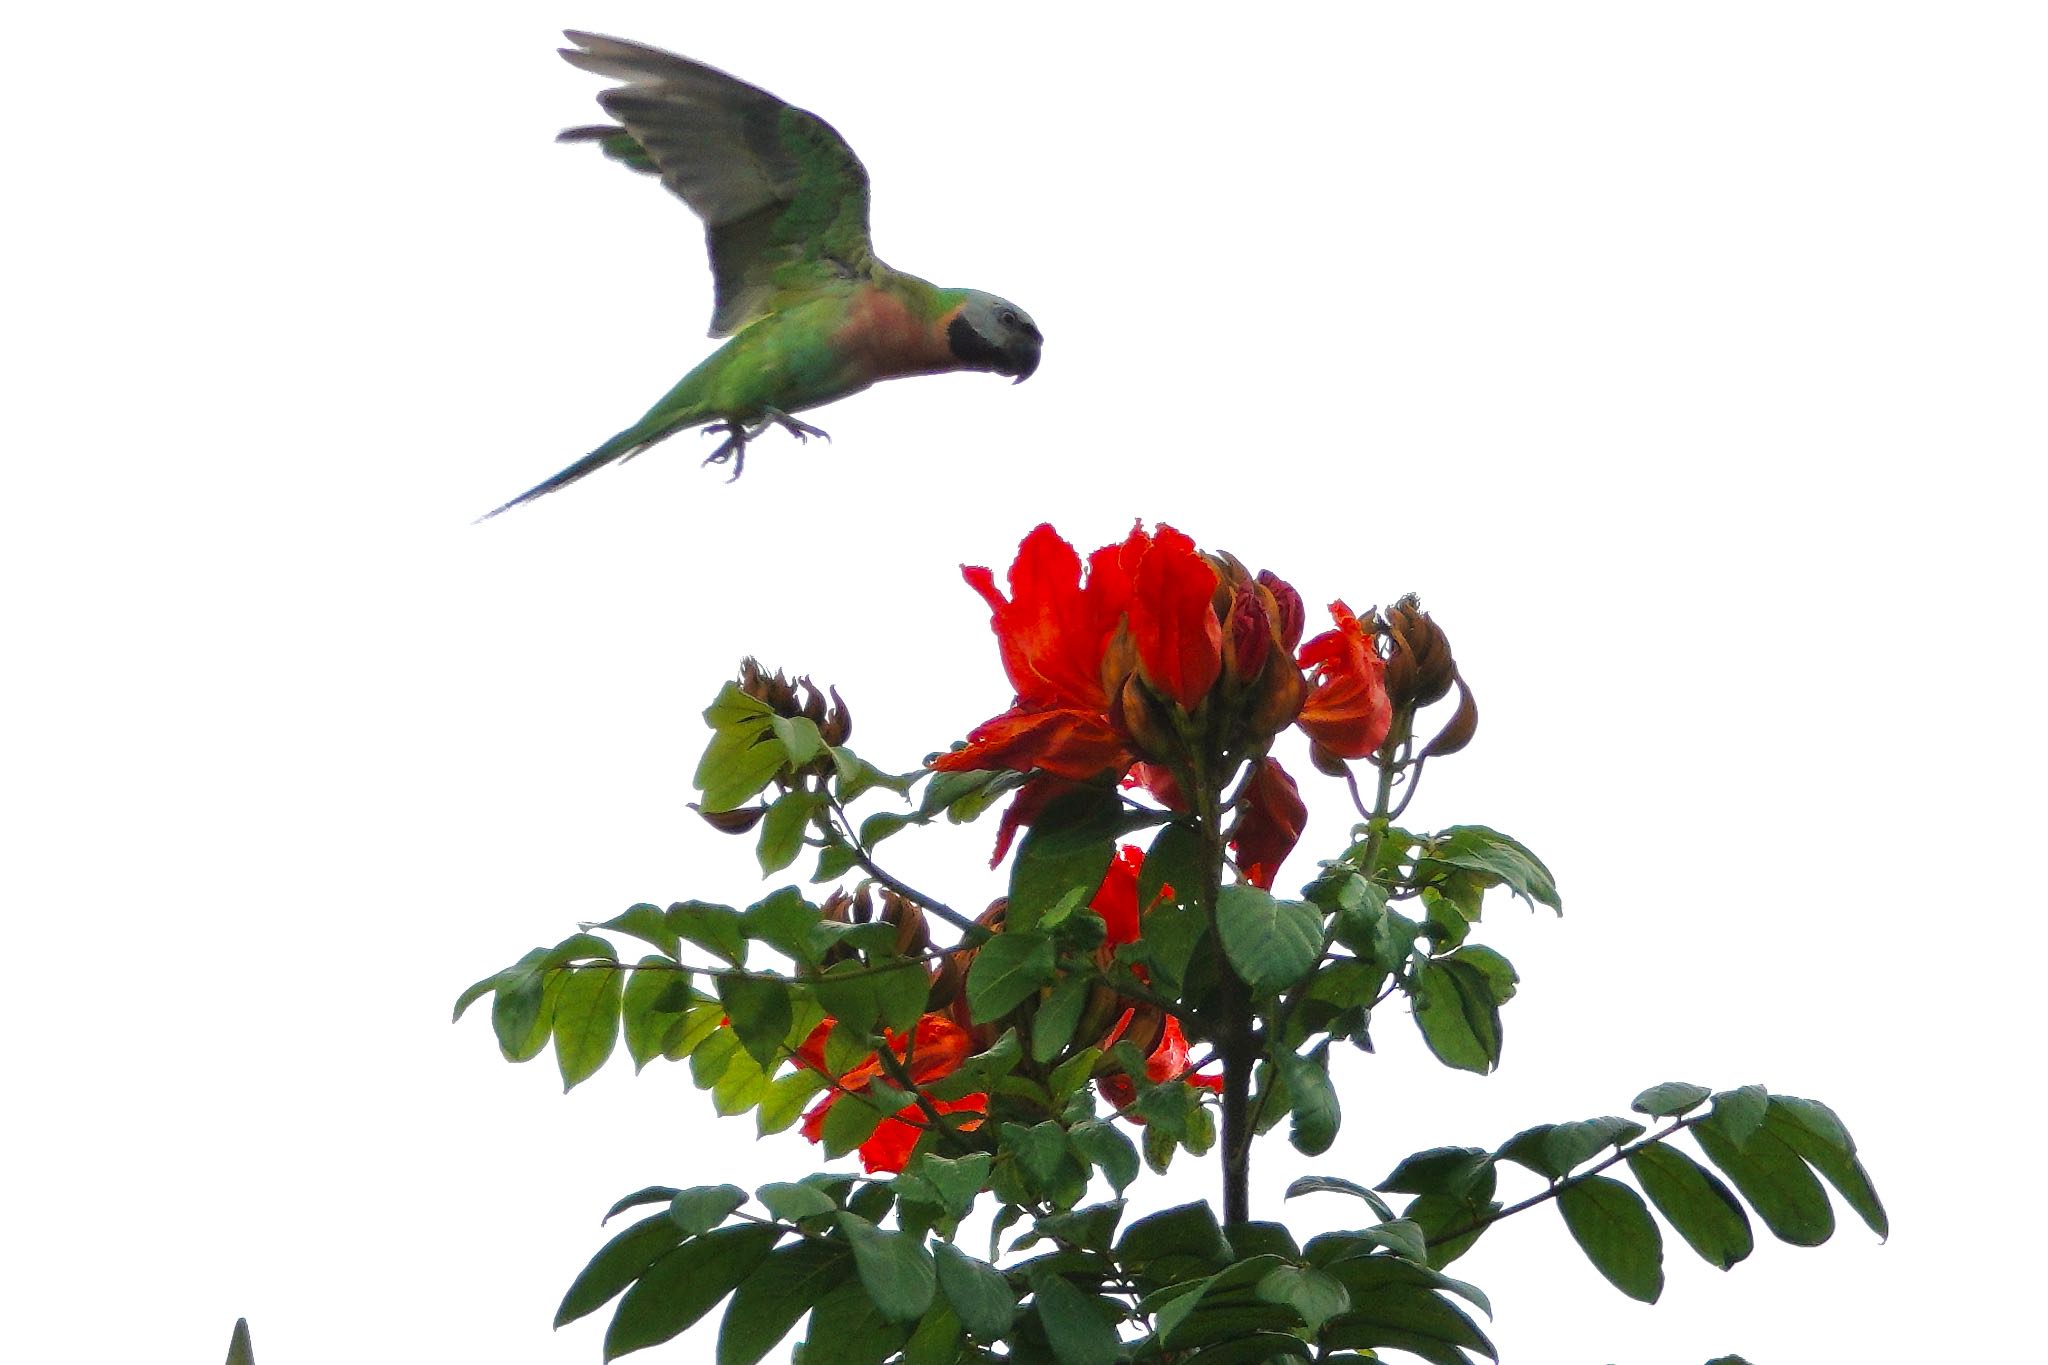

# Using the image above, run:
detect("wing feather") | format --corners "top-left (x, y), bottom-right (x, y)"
top-left (558, 31), bottom-right (876, 336)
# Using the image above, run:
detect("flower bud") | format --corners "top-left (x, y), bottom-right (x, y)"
top-left (876, 888), bottom-right (932, 957)
top-left (1382, 595), bottom-right (1457, 709)
top-left (738, 657), bottom-right (799, 715)
top-left (819, 686), bottom-right (853, 746)
top-left (1116, 672), bottom-right (1182, 764)
top-left (1257, 571), bottom-right (1305, 653)
top-left (693, 802), bottom-right (768, 834)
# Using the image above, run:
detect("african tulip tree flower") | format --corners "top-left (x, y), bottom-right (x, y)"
top-left (1296, 600), bottom-right (1395, 763)
top-left (1097, 1016), bottom-right (1224, 1116)
top-left (934, 524), bottom-right (1391, 878)
top-left (791, 1013), bottom-right (986, 1174)
top-left (1228, 757), bottom-right (1307, 891)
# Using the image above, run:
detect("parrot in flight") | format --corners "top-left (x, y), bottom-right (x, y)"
top-left (479, 31), bottom-right (1042, 519)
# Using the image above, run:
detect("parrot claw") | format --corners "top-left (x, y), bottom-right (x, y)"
top-left (700, 410), bottom-right (833, 483)
top-left (762, 409), bottom-right (832, 445)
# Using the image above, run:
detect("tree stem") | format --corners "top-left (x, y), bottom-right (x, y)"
top-left (1201, 781), bottom-right (1255, 1227)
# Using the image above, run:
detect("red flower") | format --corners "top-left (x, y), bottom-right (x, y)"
top-left (1229, 757), bottom-right (1306, 890)
top-left (1091, 843), bottom-right (1145, 945)
top-left (792, 1013), bottom-right (987, 1174)
top-left (935, 522), bottom-right (1225, 784)
top-left (1097, 1017), bottom-right (1224, 1116)
top-left (1127, 525), bottom-right (1223, 712)
top-left (1297, 600), bottom-right (1394, 761)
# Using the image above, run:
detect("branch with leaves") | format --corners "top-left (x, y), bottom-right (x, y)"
top-left (457, 522), bottom-right (1884, 1364)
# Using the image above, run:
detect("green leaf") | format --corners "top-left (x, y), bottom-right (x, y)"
top-left (1006, 787), bottom-right (1127, 933)
top-left (1279, 1050), bottom-right (1340, 1156)
top-left (757, 1180), bottom-right (838, 1223)
top-left (964, 930), bottom-right (1057, 1023)
top-left (717, 975), bottom-right (795, 1071)
top-left (1381, 1148), bottom-right (1496, 1200)
top-left (1319, 1271), bottom-right (1496, 1363)
top-left (1447, 944), bottom-right (1517, 1004)
top-left (594, 904), bottom-right (683, 958)
top-left (873, 960), bottom-right (934, 1035)
top-left (769, 714), bottom-right (825, 767)
top-left (757, 790), bottom-right (818, 875)
top-left (813, 839), bottom-right (862, 883)
top-left (933, 1241), bottom-right (1016, 1340)
top-left (1135, 900), bottom-right (1207, 995)
top-left (1632, 1081), bottom-right (1712, 1117)
top-left (1765, 1095), bottom-right (1888, 1239)
top-left (489, 958), bottom-right (549, 1060)
top-left (716, 1240), bottom-right (851, 1365)
top-left (696, 721), bottom-right (788, 813)
top-left (621, 960), bottom-right (691, 1071)
top-left (1558, 1175), bottom-right (1664, 1302)
top-left (1215, 885), bottom-right (1324, 998)
top-left (1426, 825), bottom-right (1561, 912)
top-left (669, 1184), bottom-right (748, 1237)
top-left (902, 1298), bottom-right (962, 1365)
top-left (1030, 973), bottom-right (1091, 1064)
top-left (605, 1186), bottom-right (681, 1222)
top-left (661, 999), bottom-right (727, 1062)
top-left (838, 1213), bottom-right (937, 1323)
top-left (555, 1211), bottom-right (685, 1328)
top-left (742, 887), bottom-right (826, 968)
top-left (1048, 1046), bottom-right (1103, 1104)
top-left (1070, 1120), bottom-right (1141, 1194)
top-left (604, 1223), bottom-right (780, 1360)
top-left (1118, 1200), bottom-right (1232, 1276)
top-left (814, 959), bottom-right (885, 1034)
top-left (1411, 959), bottom-right (1502, 1074)
top-left (859, 809), bottom-right (918, 850)
top-left (1284, 1175), bottom-right (1397, 1222)
top-left (820, 1090), bottom-right (893, 1158)
top-left (796, 1278), bottom-right (905, 1365)
top-left (1709, 1085), bottom-right (1771, 1147)
top-left (909, 1152), bottom-right (992, 1220)
top-left (1257, 1263), bottom-right (1349, 1334)
top-left (1031, 1271), bottom-right (1122, 1365)
top-left (1693, 1119), bottom-right (1835, 1246)
top-left (705, 681), bottom-right (775, 726)
top-left (669, 901), bottom-right (748, 967)
top-left (1497, 1116), bottom-right (1644, 1179)
top-left (1627, 1144), bottom-right (1753, 1269)
top-left (1179, 1333), bottom-right (1312, 1363)
top-left (552, 965), bottom-right (624, 1091)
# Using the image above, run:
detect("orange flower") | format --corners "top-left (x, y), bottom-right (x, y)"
top-left (1296, 600), bottom-right (1394, 761)
top-left (793, 1013), bottom-right (986, 1174)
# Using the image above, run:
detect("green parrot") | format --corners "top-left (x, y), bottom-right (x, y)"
top-left (480, 31), bottom-right (1042, 519)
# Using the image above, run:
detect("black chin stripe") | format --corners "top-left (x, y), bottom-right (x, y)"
top-left (948, 314), bottom-right (1013, 373)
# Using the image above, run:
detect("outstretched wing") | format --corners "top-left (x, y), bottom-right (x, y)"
top-left (558, 31), bottom-right (876, 337)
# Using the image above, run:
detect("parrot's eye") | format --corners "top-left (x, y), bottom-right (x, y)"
top-left (1000, 309), bottom-right (1019, 328)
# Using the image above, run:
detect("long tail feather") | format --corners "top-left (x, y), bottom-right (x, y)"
top-left (475, 430), bottom-right (653, 522)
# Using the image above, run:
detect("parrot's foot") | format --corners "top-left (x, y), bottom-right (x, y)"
top-left (700, 412), bottom-right (833, 483)
top-left (761, 409), bottom-right (832, 445)
top-left (701, 421), bottom-right (753, 481)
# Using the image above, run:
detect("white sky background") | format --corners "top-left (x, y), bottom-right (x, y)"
top-left (6, 2), bottom-right (2044, 1361)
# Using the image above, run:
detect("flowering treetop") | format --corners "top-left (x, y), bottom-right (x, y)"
top-left (457, 521), bottom-right (1884, 1365)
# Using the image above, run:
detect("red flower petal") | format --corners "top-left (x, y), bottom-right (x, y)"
top-left (962, 525), bottom-right (1130, 712)
top-left (931, 705), bottom-right (1133, 782)
top-left (1230, 758), bottom-right (1306, 891)
top-left (1297, 600), bottom-right (1393, 759)
top-left (1129, 525), bottom-right (1223, 712)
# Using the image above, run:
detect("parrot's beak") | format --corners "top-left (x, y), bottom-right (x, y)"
top-left (1007, 336), bottom-right (1041, 383)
